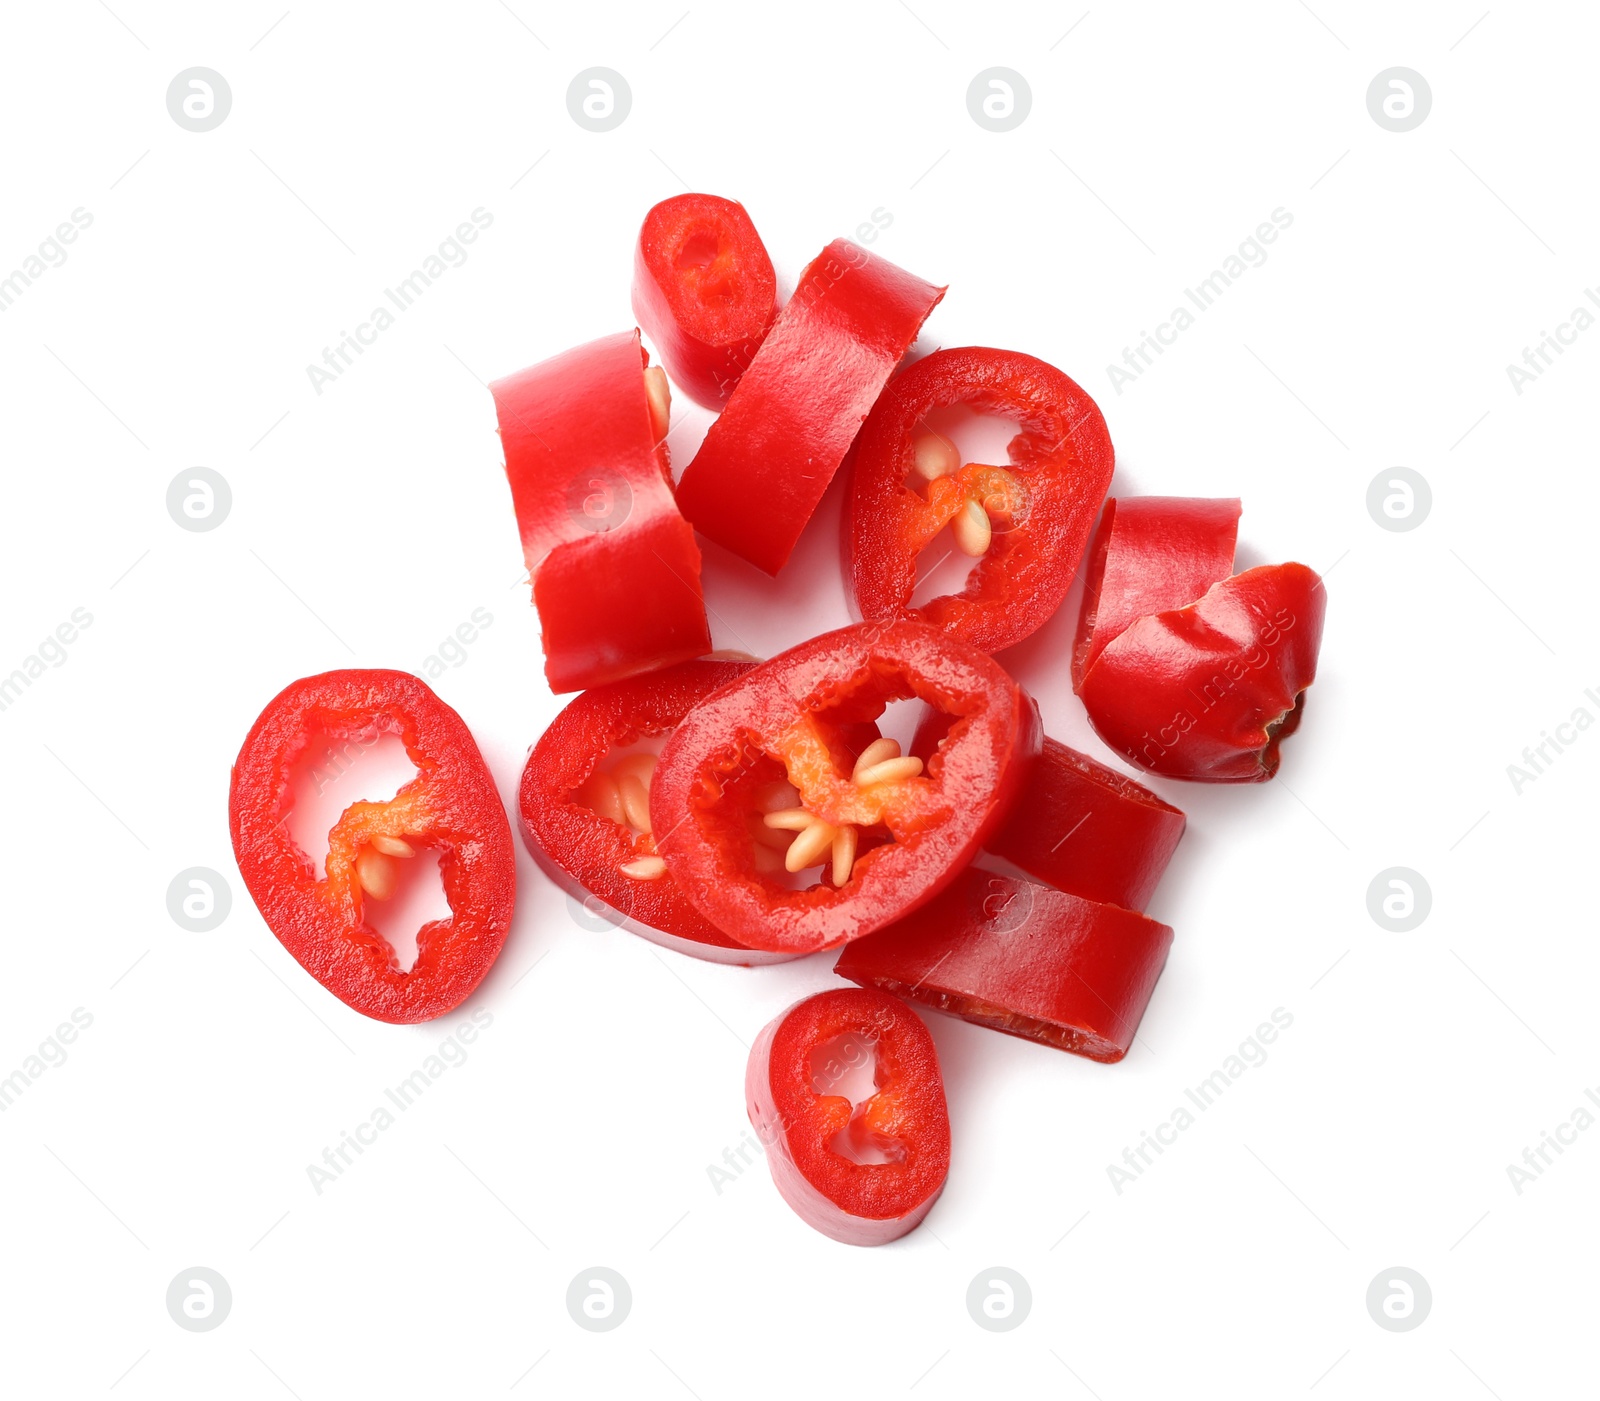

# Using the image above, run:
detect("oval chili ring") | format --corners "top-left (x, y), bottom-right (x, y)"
top-left (519, 659), bottom-right (803, 965)
top-left (846, 346), bottom-right (1115, 653)
top-left (746, 987), bottom-right (951, 1246)
top-left (631, 192), bottom-right (778, 409)
top-left (229, 669), bottom-right (516, 1024)
top-left (650, 619), bottom-right (1040, 955)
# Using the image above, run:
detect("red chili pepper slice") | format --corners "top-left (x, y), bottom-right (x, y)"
top-left (746, 987), bottom-right (950, 1245)
top-left (519, 659), bottom-right (802, 965)
top-left (650, 619), bottom-right (1041, 955)
top-left (1072, 496), bottom-right (1241, 688)
top-left (835, 868), bottom-right (1173, 1063)
top-left (913, 712), bottom-right (1185, 913)
top-left (1079, 562), bottom-right (1326, 782)
top-left (229, 670), bottom-right (516, 1024)
top-left (491, 330), bottom-right (711, 693)
top-left (676, 240), bottom-right (945, 576)
top-left (631, 193), bottom-right (778, 409)
top-left (847, 347), bottom-right (1115, 652)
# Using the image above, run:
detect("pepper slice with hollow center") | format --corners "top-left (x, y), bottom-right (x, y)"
top-left (518, 659), bottom-right (803, 966)
top-left (847, 346), bottom-right (1114, 652)
top-left (650, 619), bottom-right (1041, 955)
top-left (746, 987), bottom-right (951, 1246)
top-left (229, 670), bottom-right (516, 1024)
top-left (631, 192), bottom-right (778, 408)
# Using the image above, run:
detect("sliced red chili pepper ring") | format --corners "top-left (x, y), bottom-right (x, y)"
top-left (1072, 496), bottom-right (1241, 690)
top-left (491, 329), bottom-right (711, 694)
top-left (1078, 562), bottom-right (1326, 783)
top-left (913, 713), bottom-right (1185, 913)
top-left (650, 620), bottom-right (1041, 955)
top-left (631, 192), bottom-right (778, 409)
top-left (846, 346), bottom-right (1115, 654)
top-left (835, 868), bottom-right (1173, 1064)
top-left (520, 659), bottom-right (806, 965)
top-left (229, 669), bottom-right (516, 1024)
top-left (676, 240), bottom-right (945, 576)
top-left (746, 987), bottom-right (951, 1245)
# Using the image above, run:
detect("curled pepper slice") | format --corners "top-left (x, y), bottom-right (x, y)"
top-left (835, 868), bottom-right (1173, 1063)
top-left (520, 659), bottom-right (800, 965)
top-left (650, 620), bottom-right (1041, 955)
top-left (1079, 562), bottom-right (1326, 783)
top-left (847, 346), bottom-right (1115, 652)
top-left (676, 240), bottom-right (945, 576)
top-left (491, 329), bottom-right (711, 693)
top-left (914, 712), bottom-right (1185, 913)
top-left (631, 192), bottom-right (777, 409)
top-left (229, 670), bottom-right (516, 1024)
top-left (1072, 496), bottom-right (1241, 688)
top-left (746, 987), bottom-right (950, 1246)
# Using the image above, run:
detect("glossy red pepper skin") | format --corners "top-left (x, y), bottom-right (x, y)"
top-left (676, 240), bottom-right (945, 576)
top-left (631, 193), bottom-right (778, 410)
top-left (1072, 496), bottom-right (1241, 688)
top-left (229, 670), bottom-right (516, 1024)
top-left (914, 714), bottom-right (1184, 913)
top-left (835, 868), bottom-right (1173, 1063)
top-left (519, 660), bottom-right (800, 965)
top-left (650, 620), bottom-right (1041, 956)
top-left (746, 988), bottom-right (950, 1245)
top-left (1078, 563), bottom-right (1326, 782)
top-left (847, 347), bottom-right (1115, 652)
top-left (491, 330), bottom-right (711, 693)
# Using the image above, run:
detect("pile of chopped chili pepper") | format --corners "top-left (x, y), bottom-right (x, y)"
top-left (228, 190), bottom-right (1327, 1247)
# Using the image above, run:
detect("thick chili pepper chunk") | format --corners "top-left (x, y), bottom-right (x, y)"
top-left (229, 670), bottom-right (516, 1024)
top-left (650, 620), bottom-right (1041, 955)
top-left (1079, 562), bottom-right (1326, 783)
top-left (746, 988), bottom-right (951, 1246)
top-left (520, 659), bottom-right (802, 965)
top-left (491, 329), bottom-right (711, 694)
top-left (847, 347), bottom-right (1115, 653)
top-left (631, 193), bottom-right (778, 409)
top-left (836, 869), bottom-right (1173, 1064)
top-left (1072, 496), bottom-right (1241, 689)
top-left (913, 713), bottom-right (1185, 914)
top-left (676, 239), bottom-right (945, 576)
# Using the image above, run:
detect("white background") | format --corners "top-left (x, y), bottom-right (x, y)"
top-left (1, 1), bottom-right (1595, 1396)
